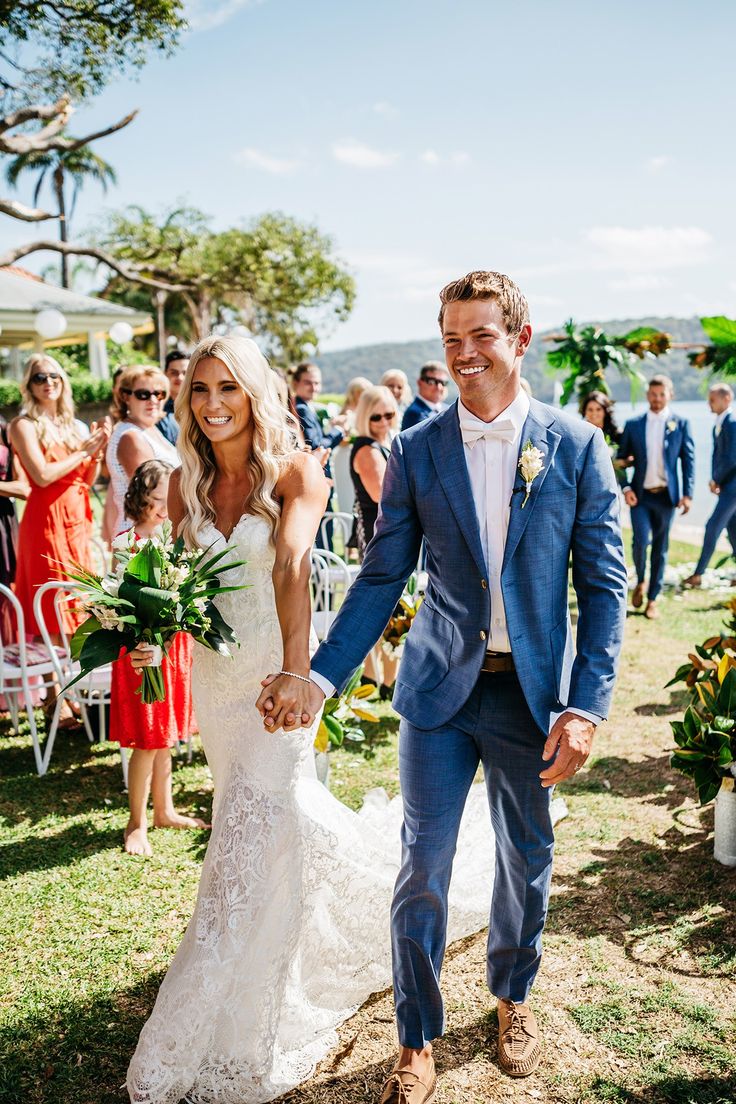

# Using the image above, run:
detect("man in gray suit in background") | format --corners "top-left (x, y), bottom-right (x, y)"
top-left (262, 271), bottom-right (627, 1101)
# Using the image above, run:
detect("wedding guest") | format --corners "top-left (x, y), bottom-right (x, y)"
top-left (341, 376), bottom-right (372, 428)
top-left (351, 385), bottom-right (399, 697)
top-left (271, 366), bottom-right (306, 449)
top-left (110, 459), bottom-right (203, 857)
top-left (334, 377), bottom-right (371, 519)
top-left (158, 349), bottom-right (188, 445)
top-left (292, 361), bottom-right (346, 548)
top-left (10, 354), bottom-right (109, 638)
top-left (106, 365), bottom-right (179, 535)
top-left (581, 390), bottom-right (628, 488)
top-left (381, 370), bottom-right (412, 421)
top-left (0, 415), bottom-right (29, 642)
top-left (401, 361), bottom-right (449, 430)
top-left (617, 374), bottom-right (695, 619)
top-left (684, 383), bottom-right (736, 587)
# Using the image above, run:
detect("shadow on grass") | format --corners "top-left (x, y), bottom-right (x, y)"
top-left (585, 1073), bottom-right (736, 1104)
top-left (561, 751), bottom-right (691, 810)
top-left (0, 819), bottom-right (122, 880)
top-left (633, 688), bottom-right (690, 717)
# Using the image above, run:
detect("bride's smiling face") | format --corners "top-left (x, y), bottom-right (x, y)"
top-left (190, 357), bottom-right (252, 442)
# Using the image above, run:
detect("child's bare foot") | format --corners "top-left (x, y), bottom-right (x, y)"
top-left (153, 812), bottom-right (211, 831)
top-left (124, 824), bottom-right (153, 856)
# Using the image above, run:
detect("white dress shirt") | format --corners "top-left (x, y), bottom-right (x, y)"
top-left (715, 407), bottom-right (732, 436)
top-left (643, 407), bottom-right (670, 490)
top-left (311, 392), bottom-right (600, 726)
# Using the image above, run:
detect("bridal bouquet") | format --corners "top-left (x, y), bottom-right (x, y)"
top-left (64, 522), bottom-right (247, 703)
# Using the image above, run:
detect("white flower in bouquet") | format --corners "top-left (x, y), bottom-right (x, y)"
top-left (90, 604), bottom-right (125, 632)
top-left (111, 529), bottom-right (137, 552)
top-left (100, 575), bottom-right (121, 598)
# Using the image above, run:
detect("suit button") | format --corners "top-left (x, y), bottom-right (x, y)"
top-left (481, 579), bottom-right (488, 589)
top-left (479, 630), bottom-right (487, 641)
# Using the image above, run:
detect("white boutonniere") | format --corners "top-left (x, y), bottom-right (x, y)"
top-left (666, 419), bottom-right (677, 432)
top-left (518, 440), bottom-right (545, 508)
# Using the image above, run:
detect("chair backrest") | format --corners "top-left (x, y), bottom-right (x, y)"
top-left (319, 512), bottom-right (354, 557)
top-left (310, 547), bottom-right (353, 612)
top-left (33, 581), bottom-right (83, 684)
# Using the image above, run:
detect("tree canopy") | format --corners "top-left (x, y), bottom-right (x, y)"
top-left (0, 1), bottom-right (186, 102)
top-left (95, 205), bottom-right (356, 362)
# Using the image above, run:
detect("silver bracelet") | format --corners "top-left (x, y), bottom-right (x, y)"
top-left (278, 670), bottom-right (312, 684)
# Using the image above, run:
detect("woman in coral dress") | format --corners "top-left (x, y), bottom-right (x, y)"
top-left (10, 354), bottom-right (110, 638)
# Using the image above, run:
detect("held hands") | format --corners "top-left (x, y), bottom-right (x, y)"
top-left (256, 673), bottom-right (325, 732)
top-left (539, 712), bottom-right (596, 788)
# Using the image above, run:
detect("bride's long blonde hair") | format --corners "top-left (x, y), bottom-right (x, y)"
top-left (176, 334), bottom-right (298, 547)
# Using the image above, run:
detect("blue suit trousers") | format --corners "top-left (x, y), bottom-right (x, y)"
top-left (695, 483), bottom-right (736, 576)
top-left (391, 671), bottom-right (553, 1049)
top-left (630, 491), bottom-right (676, 600)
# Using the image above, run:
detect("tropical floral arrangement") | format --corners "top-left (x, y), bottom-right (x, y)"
top-left (667, 596), bottom-right (736, 804)
top-left (64, 522), bottom-right (247, 703)
top-left (545, 319), bottom-right (672, 406)
top-left (314, 666), bottom-right (379, 754)
top-left (382, 573), bottom-right (423, 657)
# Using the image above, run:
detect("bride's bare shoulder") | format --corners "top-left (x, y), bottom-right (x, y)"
top-left (276, 449), bottom-right (324, 492)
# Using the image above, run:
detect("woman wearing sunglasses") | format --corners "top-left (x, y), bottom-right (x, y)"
top-left (10, 354), bottom-right (110, 641)
top-left (106, 365), bottom-right (179, 535)
top-left (351, 385), bottom-right (400, 697)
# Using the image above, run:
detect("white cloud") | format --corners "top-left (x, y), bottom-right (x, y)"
top-left (186, 0), bottom-right (261, 31)
top-left (420, 149), bottom-right (470, 167)
top-left (646, 155), bottom-right (672, 174)
top-left (373, 101), bottom-right (398, 118)
top-left (232, 147), bottom-right (300, 174)
top-left (609, 274), bottom-right (668, 292)
top-left (332, 140), bottom-right (398, 168)
top-left (584, 225), bottom-right (713, 271)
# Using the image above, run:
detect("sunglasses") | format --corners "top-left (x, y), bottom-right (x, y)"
top-left (370, 411), bottom-right (396, 423)
top-left (31, 372), bottom-right (61, 385)
top-left (422, 376), bottom-right (447, 387)
top-left (123, 388), bottom-right (167, 402)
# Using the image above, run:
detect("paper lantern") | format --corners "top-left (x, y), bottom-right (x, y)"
top-left (109, 321), bottom-right (134, 345)
top-left (34, 309), bottom-right (67, 340)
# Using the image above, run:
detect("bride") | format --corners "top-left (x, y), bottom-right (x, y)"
top-left (126, 335), bottom-right (493, 1104)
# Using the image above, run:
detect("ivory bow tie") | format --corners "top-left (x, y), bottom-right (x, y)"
top-left (460, 419), bottom-right (516, 447)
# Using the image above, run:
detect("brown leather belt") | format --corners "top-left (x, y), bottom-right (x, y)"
top-left (481, 651), bottom-right (515, 674)
top-left (645, 485), bottom-right (668, 494)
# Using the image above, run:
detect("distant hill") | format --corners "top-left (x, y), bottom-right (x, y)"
top-left (317, 316), bottom-right (712, 402)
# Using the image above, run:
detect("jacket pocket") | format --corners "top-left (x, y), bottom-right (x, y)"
top-left (401, 599), bottom-right (454, 692)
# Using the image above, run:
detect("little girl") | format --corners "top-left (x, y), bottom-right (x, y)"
top-left (110, 459), bottom-right (208, 856)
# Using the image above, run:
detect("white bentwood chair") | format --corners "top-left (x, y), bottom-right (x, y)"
top-left (310, 548), bottom-right (353, 640)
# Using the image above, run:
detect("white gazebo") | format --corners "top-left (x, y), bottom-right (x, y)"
top-left (0, 267), bottom-right (154, 379)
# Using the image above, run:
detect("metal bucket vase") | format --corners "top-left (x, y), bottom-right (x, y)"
top-left (714, 777), bottom-right (736, 867)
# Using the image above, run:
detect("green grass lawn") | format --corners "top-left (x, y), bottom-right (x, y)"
top-left (1, 536), bottom-right (735, 1103)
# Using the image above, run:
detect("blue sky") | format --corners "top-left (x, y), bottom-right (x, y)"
top-left (5, 0), bottom-right (735, 349)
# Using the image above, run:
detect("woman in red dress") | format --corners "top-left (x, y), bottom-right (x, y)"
top-left (10, 353), bottom-right (110, 639)
top-left (110, 459), bottom-right (206, 857)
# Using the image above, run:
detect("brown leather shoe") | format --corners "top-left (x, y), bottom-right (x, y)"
top-left (631, 583), bottom-right (645, 609)
top-left (682, 574), bottom-right (702, 588)
top-left (379, 1061), bottom-right (437, 1103)
top-left (497, 999), bottom-right (541, 1077)
top-left (645, 600), bottom-right (659, 620)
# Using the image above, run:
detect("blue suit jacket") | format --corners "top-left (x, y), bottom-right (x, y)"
top-left (400, 395), bottom-right (447, 431)
top-left (312, 399), bottom-right (628, 733)
top-left (295, 396), bottom-right (343, 480)
top-left (713, 412), bottom-right (736, 488)
top-left (617, 412), bottom-right (695, 506)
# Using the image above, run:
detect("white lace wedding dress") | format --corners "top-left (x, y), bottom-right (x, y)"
top-left (127, 514), bottom-right (495, 1104)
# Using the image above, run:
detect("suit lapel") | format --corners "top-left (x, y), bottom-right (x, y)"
top-left (503, 401), bottom-right (562, 571)
top-left (428, 406), bottom-right (487, 578)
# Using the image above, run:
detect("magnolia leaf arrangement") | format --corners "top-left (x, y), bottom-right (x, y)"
top-left (667, 597), bottom-right (736, 804)
top-left (314, 666), bottom-right (380, 755)
top-left (689, 316), bottom-right (736, 378)
top-left (546, 320), bottom-right (672, 407)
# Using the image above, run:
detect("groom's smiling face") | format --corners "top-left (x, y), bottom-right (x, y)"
top-left (441, 299), bottom-right (531, 406)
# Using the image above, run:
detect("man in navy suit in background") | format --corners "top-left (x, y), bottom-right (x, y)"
top-left (618, 374), bottom-right (695, 619)
top-left (293, 361), bottom-right (346, 548)
top-left (684, 383), bottom-right (736, 587)
top-left (400, 361), bottom-right (450, 430)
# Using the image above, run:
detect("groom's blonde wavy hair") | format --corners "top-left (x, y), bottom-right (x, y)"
top-left (176, 334), bottom-right (298, 548)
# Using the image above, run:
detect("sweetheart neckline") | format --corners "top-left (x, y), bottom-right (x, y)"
top-left (204, 512), bottom-right (261, 544)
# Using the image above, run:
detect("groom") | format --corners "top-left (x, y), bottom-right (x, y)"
top-left (264, 271), bottom-right (627, 1099)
